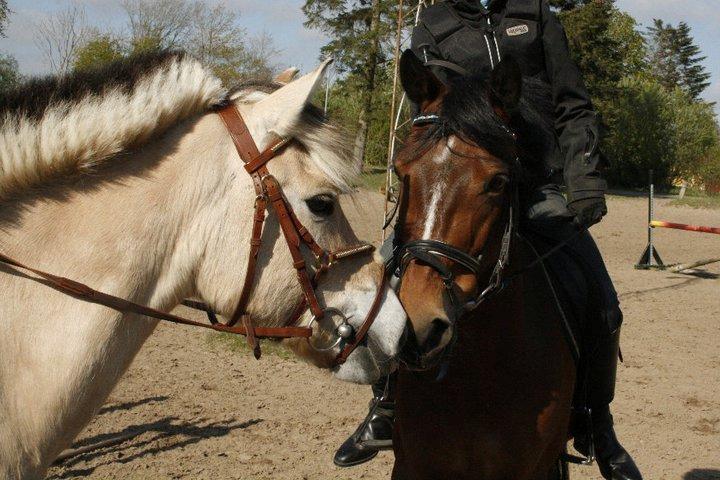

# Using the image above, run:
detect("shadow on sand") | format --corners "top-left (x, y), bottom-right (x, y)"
top-left (684, 470), bottom-right (720, 480)
top-left (97, 396), bottom-right (170, 415)
top-left (49, 415), bottom-right (263, 479)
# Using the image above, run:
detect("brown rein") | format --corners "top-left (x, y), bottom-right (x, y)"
top-left (0, 104), bottom-right (382, 367)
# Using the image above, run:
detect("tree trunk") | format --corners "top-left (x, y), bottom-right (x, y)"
top-left (354, 119), bottom-right (368, 172)
top-left (357, 0), bottom-right (382, 170)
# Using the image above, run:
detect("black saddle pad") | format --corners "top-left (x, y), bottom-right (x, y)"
top-left (519, 230), bottom-right (593, 365)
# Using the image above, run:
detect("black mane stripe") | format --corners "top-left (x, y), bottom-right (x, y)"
top-left (0, 49), bottom-right (229, 198)
top-left (0, 50), bottom-right (199, 120)
top-left (0, 51), bottom-right (358, 198)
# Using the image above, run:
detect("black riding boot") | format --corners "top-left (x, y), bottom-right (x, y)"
top-left (574, 328), bottom-right (643, 480)
top-left (333, 373), bottom-right (395, 467)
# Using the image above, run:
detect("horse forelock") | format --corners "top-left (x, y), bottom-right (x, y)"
top-left (233, 84), bottom-right (358, 193)
top-left (415, 74), bottom-right (556, 167)
top-left (0, 50), bottom-right (227, 198)
top-left (290, 105), bottom-right (358, 193)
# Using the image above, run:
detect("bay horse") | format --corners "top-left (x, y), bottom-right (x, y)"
top-left (390, 51), bottom-right (576, 479)
top-left (0, 51), bottom-right (408, 479)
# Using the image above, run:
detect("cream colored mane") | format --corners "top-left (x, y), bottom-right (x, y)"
top-left (0, 52), bottom-right (226, 198)
top-left (0, 52), bottom-right (357, 198)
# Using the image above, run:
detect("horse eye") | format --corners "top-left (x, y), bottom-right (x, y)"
top-left (306, 194), bottom-right (336, 217)
top-left (486, 174), bottom-right (510, 194)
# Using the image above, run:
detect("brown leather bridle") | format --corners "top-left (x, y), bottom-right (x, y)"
top-left (0, 103), bottom-right (386, 367)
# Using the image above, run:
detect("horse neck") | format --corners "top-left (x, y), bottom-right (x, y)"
top-left (13, 112), bottom-right (238, 302)
top-left (0, 112), bottom-right (239, 477)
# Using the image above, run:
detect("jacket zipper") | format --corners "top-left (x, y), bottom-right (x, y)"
top-left (488, 17), bottom-right (502, 62)
top-left (483, 33), bottom-right (495, 69)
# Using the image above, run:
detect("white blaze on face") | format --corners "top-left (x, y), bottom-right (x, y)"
top-left (421, 145), bottom-right (451, 240)
top-left (422, 183), bottom-right (444, 240)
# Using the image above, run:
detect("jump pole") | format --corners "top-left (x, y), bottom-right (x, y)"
top-left (668, 258), bottom-right (720, 273)
top-left (636, 169), bottom-right (720, 270)
top-left (650, 220), bottom-right (720, 235)
top-left (636, 170), bottom-right (664, 268)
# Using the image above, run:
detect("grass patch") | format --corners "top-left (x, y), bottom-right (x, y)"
top-left (358, 171), bottom-right (387, 193)
top-left (668, 196), bottom-right (720, 209)
top-left (205, 332), bottom-right (296, 361)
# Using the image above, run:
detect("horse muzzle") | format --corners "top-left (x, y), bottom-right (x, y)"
top-left (398, 317), bottom-right (455, 372)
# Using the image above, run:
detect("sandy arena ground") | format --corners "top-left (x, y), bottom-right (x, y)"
top-left (47, 191), bottom-right (720, 480)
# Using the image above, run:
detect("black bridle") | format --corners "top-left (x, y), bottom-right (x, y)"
top-left (392, 113), bottom-right (586, 320)
top-left (391, 113), bottom-right (518, 318)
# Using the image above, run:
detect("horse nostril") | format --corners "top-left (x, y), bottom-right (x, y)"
top-left (422, 318), bottom-right (450, 353)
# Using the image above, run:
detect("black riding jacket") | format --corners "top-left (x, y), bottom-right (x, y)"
top-left (410, 0), bottom-right (606, 204)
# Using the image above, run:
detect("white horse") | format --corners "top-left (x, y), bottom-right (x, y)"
top-left (0, 52), bottom-right (407, 479)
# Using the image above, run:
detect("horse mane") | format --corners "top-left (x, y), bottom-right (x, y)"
top-left (0, 51), bottom-right (356, 198)
top-left (432, 74), bottom-right (557, 170)
top-left (0, 50), bottom-right (226, 198)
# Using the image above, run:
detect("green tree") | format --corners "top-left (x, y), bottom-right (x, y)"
top-left (647, 20), bottom-right (682, 91)
top-left (188, 7), bottom-right (278, 85)
top-left (646, 20), bottom-right (710, 100)
top-left (0, 52), bottom-right (19, 91)
top-left (669, 93), bottom-right (718, 179)
top-left (549, 0), bottom-right (588, 11)
top-left (604, 75), bottom-right (719, 189)
top-left (129, 35), bottom-right (163, 55)
top-left (0, 0), bottom-right (8, 36)
top-left (559, 0), bottom-right (625, 108)
top-left (604, 77), bottom-right (676, 188)
top-left (73, 34), bottom-right (124, 72)
top-left (673, 22), bottom-right (711, 100)
top-left (122, 0), bottom-right (278, 85)
top-left (698, 145), bottom-right (720, 194)
top-left (608, 10), bottom-right (646, 78)
top-left (303, 0), bottom-right (400, 166)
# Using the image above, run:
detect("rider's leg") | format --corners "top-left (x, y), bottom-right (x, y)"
top-left (527, 184), bottom-right (642, 480)
top-left (333, 372), bottom-right (396, 467)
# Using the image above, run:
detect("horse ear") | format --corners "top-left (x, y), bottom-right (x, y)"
top-left (274, 67), bottom-right (300, 85)
top-left (254, 59), bottom-right (332, 138)
top-left (400, 49), bottom-right (444, 108)
top-left (489, 56), bottom-right (522, 113)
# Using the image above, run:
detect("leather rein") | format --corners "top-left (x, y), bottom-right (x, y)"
top-left (0, 104), bottom-right (384, 367)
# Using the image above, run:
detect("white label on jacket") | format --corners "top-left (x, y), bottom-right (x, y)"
top-left (506, 24), bottom-right (529, 36)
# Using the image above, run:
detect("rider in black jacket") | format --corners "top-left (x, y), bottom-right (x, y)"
top-left (333, 1), bottom-right (642, 479)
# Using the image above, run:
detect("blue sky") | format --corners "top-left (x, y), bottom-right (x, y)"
top-left (1, 0), bottom-right (718, 112)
